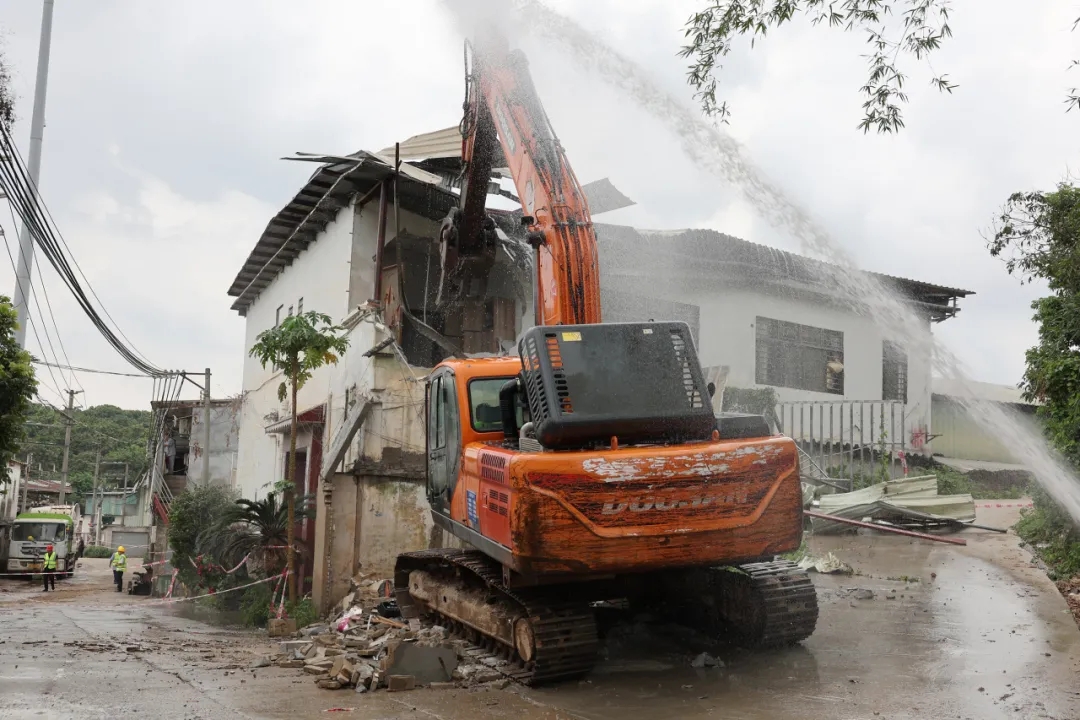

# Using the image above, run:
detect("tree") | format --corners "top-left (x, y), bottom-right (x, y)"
top-left (167, 483), bottom-right (235, 584)
top-left (0, 44), bottom-right (15, 133)
top-left (989, 181), bottom-right (1080, 460)
top-left (214, 493), bottom-right (314, 578)
top-left (680, 1), bottom-right (1079, 133)
top-left (0, 297), bottom-right (37, 486)
top-left (22, 403), bottom-right (152, 503)
top-left (249, 311), bottom-right (349, 603)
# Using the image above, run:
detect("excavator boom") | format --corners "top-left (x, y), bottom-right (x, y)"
top-left (440, 38), bottom-right (601, 326)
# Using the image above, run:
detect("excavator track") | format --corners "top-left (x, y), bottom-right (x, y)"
top-left (647, 560), bottom-right (819, 648)
top-left (394, 549), bottom-right (599, 685)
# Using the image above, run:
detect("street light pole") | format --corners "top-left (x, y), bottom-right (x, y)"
top-left (12, 0), bottom-right (56, 348)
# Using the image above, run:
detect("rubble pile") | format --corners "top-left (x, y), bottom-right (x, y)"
top-left (266, 574), bottom-right (513, 693)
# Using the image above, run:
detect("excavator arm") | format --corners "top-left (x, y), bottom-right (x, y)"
top-left (439, 37), bottom-right (602, 327)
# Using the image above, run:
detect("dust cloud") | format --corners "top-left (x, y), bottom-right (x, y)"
top-left (442, 0), bottom-right (1080, 523)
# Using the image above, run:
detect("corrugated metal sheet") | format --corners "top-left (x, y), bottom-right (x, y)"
top-left (812, 474), bottom-right (976, 533)
top-left (379, 126), bottom-right (464, 162)
top-left (932, 377), bottom-right (1033, 405)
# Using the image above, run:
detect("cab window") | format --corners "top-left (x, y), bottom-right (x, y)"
top-left (468, 377), bottom-right (523, 433)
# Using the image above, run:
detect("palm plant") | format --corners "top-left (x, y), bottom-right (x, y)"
top-left (211, 493), bottom-right (314, 577)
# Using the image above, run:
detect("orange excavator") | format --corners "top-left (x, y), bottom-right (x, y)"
top-left (394, 34), bottom-right (818, 684)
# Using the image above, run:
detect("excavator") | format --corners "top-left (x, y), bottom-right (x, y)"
top-left (394, 33), bottom-right (818, 685)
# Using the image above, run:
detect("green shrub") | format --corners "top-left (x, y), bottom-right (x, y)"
top-left (931, 464), bottom-right (1030, 500)
top-left (82, 545), bottom-right (112, 558)
top-left (1015, 485), bottom-right (1080, 580)
top-left (934, 466), bottom-right (972, 496)
top-left (167, 484), bottom-right (236, 586)
top-left (286, 598), bottom-right (319, 628)
top-left (240, 583), bottom-right (273, 628)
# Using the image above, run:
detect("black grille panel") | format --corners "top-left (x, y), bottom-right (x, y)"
top-left (517, 322), bottom-right (716, 449)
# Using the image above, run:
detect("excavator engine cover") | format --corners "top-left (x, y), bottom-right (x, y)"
top-left (519, 322), bottom-right (717, 449)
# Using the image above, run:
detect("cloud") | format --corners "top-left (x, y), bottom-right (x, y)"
top-left (0, 0), bottom-right (1074, 412)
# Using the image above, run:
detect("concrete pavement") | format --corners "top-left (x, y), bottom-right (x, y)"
top-left (1, 505), bottom-right (1078, 720)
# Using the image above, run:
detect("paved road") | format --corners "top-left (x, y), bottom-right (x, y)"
top-left (2, 505), bottom-right (1079, 720)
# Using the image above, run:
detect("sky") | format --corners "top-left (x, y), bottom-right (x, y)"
top-left (0, 0), bottom-right (1076, 410)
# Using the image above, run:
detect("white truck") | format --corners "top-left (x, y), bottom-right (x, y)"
top-left (6, 505), bottom-right (81, 578)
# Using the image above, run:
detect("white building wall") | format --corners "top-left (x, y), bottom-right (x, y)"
top-left (234, 195), bottom-right (440, 500)
top-left (236, 201), bottom-right (355, 500)
top-left (634, 285), bottom-right (934, 444)
top-left (1, 461), bottom-right (23, 521)
top-left (188, 403), bottom-right (241, 488)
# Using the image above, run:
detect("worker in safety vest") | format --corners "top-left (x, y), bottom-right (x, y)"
top-left (42, 544), bottom-right (57, 592)
top-left (110, 546), bottom-right (127, 592)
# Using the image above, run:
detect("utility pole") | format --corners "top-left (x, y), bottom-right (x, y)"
top-left (21, 452), bottom-right (32, 513)
top-left (121, 462), bottom-right (129, 527)
top-left (58, 388), bottom-right (82, 505)
top-left (203, 368), bottom-right (211, 485)
top-left (92, 449), bottom-right (100, 545)
top-left (11, 0), bottom-right (56, 348)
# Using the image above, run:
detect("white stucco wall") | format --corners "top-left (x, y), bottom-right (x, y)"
top-left (1, 461), bottom-right (23, 521)
top-left (235, 200), bottom-right (356, 499)
top-left (189, 403), bottom-right (241, 488)
top-left (612, 283), bottom-right (934, 444)
top-left (234, 193), bottom-right (440, 501)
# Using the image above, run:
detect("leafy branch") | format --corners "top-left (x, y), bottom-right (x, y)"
top-left (680, 1), bottom-right (1075, 133)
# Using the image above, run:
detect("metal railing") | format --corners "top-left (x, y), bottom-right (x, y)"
top-left (776, 400), bottom-right (908, 484)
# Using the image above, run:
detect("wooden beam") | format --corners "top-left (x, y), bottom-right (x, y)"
top-left (321, 398), bottom-right (374, 484)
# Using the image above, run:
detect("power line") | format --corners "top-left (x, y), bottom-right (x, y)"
top-left (0, 223), bottom-right (71, 400)
top-left (32, 239), bottom-right (83, 393)
top-left (0, 124), bottom-right (165, 376)
top-left (32, 360), bottom-right (150, 379)
top-left (5, 212), bottom-right (81, 396)
top-left (34, 393), bottom-right (132, 447)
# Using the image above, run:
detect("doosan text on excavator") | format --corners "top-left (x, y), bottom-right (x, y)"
top-left (393, 30), bottom-right (819, 685)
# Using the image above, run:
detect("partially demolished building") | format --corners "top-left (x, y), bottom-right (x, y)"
top-left (227, 127), bottom-right (972, 611)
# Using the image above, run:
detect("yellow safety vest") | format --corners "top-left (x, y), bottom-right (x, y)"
top-left (43, 551), bottom-right (57, 570)
top-left (112, 552), bottom-right (127, 571)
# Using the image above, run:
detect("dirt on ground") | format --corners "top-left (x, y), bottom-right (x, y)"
top-left (2, 503), bottom-right (1080, 720)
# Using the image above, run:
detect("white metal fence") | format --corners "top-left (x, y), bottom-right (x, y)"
top-left (775, 400), bottom-right (908, 484)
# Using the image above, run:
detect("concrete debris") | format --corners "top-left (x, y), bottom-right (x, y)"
top-left (453, 663), bottom-right (502, 683)
top-left (690, 652), bottom-right (722, 669)
top-left (380, 640), bottom-right (458, 685)
top-left (277, 578), bottom-right (507, 695)
top-left (249, 656), bottom-right (272, 669)
top-left (797, 552), bottom-right (854, 575)
top-left (278, 640), bottom-right (311, 653)
top-left (268, 618), bottom-right (298, 637)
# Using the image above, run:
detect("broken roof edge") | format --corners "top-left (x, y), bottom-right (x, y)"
top-left (599, 224), bottom-right (974, 309)
top-left (226, 151), bottom-right (459, 316)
